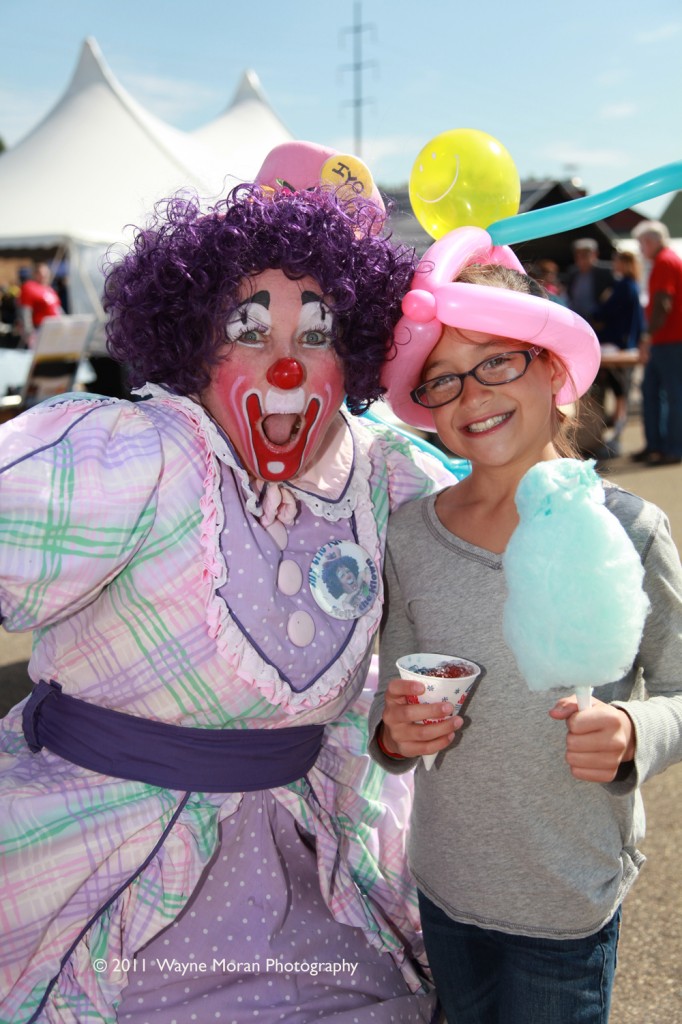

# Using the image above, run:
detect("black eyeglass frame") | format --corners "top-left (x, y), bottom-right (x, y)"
top-left (410, 346), bottom-right (543, 410)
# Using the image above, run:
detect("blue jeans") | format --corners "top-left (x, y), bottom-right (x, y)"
top-left (641, 341), bottom-right (682, 457)
top-left (419, 890), bottom-right (621, 1024)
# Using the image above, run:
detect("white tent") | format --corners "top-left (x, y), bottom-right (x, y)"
top-left (192, 70), bottom-right (293, 182)
top-left (0, 37), bottom-right (230, 328)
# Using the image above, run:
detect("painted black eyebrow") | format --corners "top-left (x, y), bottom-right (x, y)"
top-left (301, 290), bottom-right (323, 305)
top-left (237, 290), bottom-right (270, 323)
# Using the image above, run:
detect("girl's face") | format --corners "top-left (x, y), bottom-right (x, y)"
top-left (423, 328), bottom-right (566, 470)
top-left (201, 269), bottom-right (346, 482)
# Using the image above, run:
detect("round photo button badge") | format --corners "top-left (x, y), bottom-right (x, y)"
top-left (309, 541), bottom-right (379, 621)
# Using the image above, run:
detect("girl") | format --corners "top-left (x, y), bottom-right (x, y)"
top-left (369, 226), bottom-right (682, 1024)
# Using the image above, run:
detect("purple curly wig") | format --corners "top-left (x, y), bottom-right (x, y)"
top-left (103, 183), bottom-right (417, 414)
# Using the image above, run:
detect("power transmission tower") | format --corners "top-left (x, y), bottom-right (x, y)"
top-left (340, 2), bottom-right (376, 158)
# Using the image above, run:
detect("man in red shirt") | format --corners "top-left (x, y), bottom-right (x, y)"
top-left (631, 222), bottom-right (682, 465)
top-left (19, 262), bottom-right (63, 339)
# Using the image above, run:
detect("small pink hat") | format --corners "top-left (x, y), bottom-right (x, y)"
top-left (254, 140), bottom-right (385, 213)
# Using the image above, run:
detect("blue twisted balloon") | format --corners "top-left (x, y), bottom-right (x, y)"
top-left (361, 408), bottom-right (471, 479)
top-left (488, 161), bottom-right (682, 245)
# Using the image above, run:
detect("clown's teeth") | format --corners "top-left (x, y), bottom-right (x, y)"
top-left (466, 413), bottom-right (511, 433)
top-left (264, 387), bottom-right (305, 414)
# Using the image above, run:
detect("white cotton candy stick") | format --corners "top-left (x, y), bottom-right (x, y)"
top-left (502, 459), bottom-right (650, 703)
top-left (575, 687), bottom-right (593, 712)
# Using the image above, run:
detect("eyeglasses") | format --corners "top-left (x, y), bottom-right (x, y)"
top-left (410, 347), bottom-right (543, 410)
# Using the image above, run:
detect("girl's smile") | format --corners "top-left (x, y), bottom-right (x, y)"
top-left (463, 411), bottom-right (514, 434)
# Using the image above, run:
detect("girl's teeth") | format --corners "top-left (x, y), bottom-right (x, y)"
top-left (467, 413), bottom-right (509, 433)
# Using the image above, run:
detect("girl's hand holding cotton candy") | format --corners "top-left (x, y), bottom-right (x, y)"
top-left (502, 459), bottom-right (650, 709)
top-left (549, 696), bottom-right (636, 783)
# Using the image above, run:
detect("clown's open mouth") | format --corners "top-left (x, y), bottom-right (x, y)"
top-left (247, 395), bottom-right (320, 452)
top-left (245, 393), bottom-right (321, 481)
top-left (261, 413), bottom-right (304, 448)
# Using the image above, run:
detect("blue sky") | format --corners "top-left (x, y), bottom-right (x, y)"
top-left (2, 0), bottom-right (682, 217)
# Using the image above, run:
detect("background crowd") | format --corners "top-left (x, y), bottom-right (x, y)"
top-left (532, 222), bottom-right (682, 465)
top-left (3, 217), bottom-right (682, 464)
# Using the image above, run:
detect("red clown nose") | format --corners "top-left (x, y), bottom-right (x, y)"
top-left (267, 358), bottom-right (304, 389)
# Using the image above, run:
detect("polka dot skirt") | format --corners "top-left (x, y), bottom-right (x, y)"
top-left (117, 792), bottom-right (436, 1023)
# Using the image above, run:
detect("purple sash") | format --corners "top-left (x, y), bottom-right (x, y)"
top-left (22, 680), bottom-right (324, 792)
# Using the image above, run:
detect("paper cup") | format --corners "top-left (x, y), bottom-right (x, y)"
top-left (396, 653), bottom-right (481, 770)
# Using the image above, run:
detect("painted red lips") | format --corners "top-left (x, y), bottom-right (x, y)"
top-left (246, 393), bottom-right (321, 481)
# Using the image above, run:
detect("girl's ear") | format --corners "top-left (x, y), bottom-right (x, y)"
top-left (548, 353), bottom-right (568, 398)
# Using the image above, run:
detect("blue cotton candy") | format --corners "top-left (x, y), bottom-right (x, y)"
top-left (502, 459), bottom-right (650, 692)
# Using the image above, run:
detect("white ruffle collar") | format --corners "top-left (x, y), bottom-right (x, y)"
top-left (136, 384), bottom-right (372, 522)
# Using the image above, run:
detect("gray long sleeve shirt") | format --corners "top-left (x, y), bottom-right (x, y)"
top-left (369, 482), bottom-right (682, 939)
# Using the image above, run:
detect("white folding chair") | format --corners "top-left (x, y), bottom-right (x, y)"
top-left (0, 314), bottom-right (96, 422)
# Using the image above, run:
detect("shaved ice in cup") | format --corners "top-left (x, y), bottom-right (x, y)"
top-left (396, 653), bottom-right (481, 770)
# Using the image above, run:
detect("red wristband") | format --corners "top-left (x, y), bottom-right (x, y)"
top-left (376, 729), bottom-right (406, 760)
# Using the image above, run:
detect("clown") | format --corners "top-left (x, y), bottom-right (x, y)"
top-left (0, 143), bottom-right (453, 1023)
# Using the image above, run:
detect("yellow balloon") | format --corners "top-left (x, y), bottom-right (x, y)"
top-left (409, 129), bottom-right (520, 239)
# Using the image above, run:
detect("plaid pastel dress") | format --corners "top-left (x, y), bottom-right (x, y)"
top-left (0, 388), bottom-right (452, 1024)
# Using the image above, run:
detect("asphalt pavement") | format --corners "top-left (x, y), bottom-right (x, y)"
top-left (1, 413), bottom-right (680, 1022)
top-left (587, 416), bottom-right (682, 1024)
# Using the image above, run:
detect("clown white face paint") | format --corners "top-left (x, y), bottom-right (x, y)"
top-left (201, 269), bottom-right (346, 482)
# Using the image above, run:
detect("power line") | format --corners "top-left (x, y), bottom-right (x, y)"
top-left (339, 1), bottom-right (376, 158)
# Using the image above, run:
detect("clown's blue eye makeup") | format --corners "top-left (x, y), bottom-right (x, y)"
top-left (236, 327), bottom-right (267, 344)
top-left (298, 298), bottom-right (334, 349)
top-left (226, 293), bottom-right (272, 345)
top-left (301, 324), bottom-right (334, 348)
top-left (226, 316), bottom-right (270, 345)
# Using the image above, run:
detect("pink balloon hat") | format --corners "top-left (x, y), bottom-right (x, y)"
top-left (254, 140), bottom-right (385, 213)
top-left (381, 226), bottom-right (601, 432)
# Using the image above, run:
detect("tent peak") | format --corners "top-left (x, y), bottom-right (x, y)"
top-left (66, 37), bottom-right (120, 98)
top-left (229, 70), bottom-right (269, 109)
